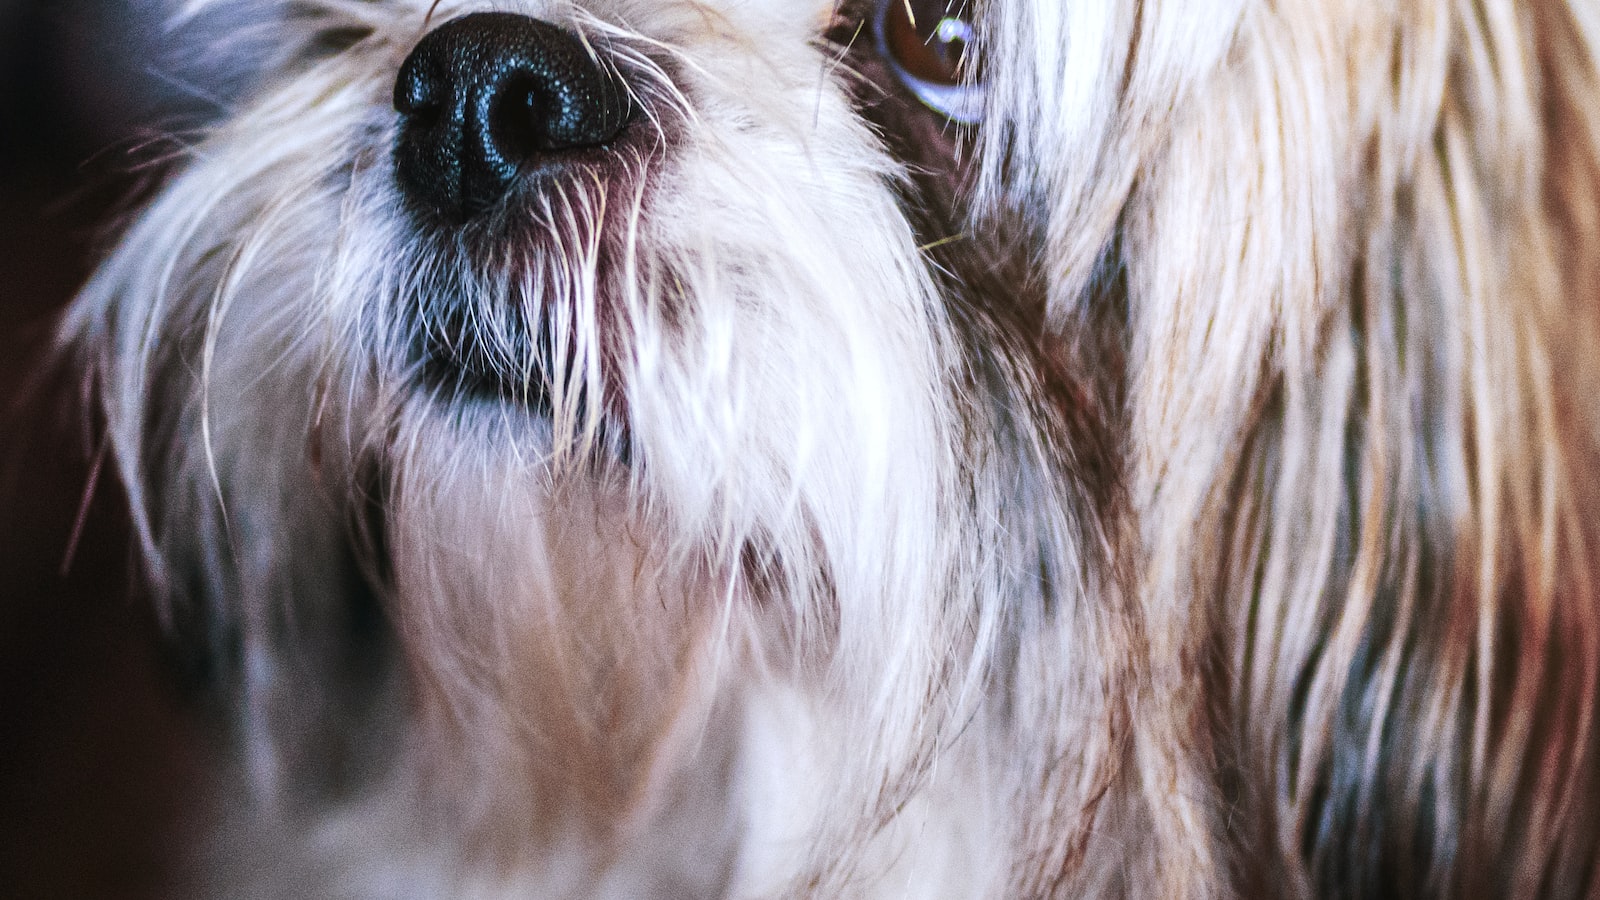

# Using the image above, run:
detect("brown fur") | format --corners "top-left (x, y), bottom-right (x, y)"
top-left (1084, 1), bottom-right (1600, 895)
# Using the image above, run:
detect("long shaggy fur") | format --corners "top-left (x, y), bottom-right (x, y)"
top-left (985, 0), bottom-right (1600, 896)
top-left (61, 0), bottom-right (1600, 897)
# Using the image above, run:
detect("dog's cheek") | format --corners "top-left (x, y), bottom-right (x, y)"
top-left (601, 42), bottom-right (949, 517)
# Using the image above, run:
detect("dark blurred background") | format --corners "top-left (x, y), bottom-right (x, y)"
top-left (0, 2), bottom-right (265, 895)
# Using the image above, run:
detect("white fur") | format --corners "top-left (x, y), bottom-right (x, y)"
top-left (64, 1), bottom-right (1165, 896)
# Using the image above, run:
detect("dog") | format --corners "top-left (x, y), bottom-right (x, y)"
top-left (60, 0), bottom-right (1600, 897)
top-left (64, 0), bottom-right (1211, 895)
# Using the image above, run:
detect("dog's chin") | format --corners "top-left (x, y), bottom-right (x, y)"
top-left (413, 296), bottom-right (566, 415)
top-left (412, 345), bottom-right (635, 468)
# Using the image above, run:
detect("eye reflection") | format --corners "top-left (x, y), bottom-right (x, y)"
top-left (874, 0), bottom-right (984, 124)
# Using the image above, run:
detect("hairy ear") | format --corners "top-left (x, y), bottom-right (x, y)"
top-left (1123, 1), bottom-right (1600, 896)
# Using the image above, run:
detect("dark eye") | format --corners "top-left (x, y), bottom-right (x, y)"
top-left (874, 0), bottom-right (983, 123)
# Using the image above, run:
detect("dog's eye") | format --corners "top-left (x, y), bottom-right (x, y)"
top-left (874, 0), bottom-right (983, 124)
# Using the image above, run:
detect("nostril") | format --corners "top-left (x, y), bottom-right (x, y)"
top-left (491, 77), bottom-right (549, 159)
top-left (393, 66), bottom-right (436, 116)
top-left (397, 97), bottom-right (444, 135)
top-left (392, 12), bottom-right (637, 222)
top-left (394, 50), bottom-right (449, 133)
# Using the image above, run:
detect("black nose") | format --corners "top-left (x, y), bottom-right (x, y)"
top-left (393, 12), bottom-right (635, 221)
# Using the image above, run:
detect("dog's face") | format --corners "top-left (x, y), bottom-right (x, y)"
top-left (69, 0), bottom-right (1166, 893)
top-left (276, 0), bottom-right (974, 729)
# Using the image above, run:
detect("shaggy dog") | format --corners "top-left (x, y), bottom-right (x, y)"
top-left (62, 0), bottom-right (1600, 897)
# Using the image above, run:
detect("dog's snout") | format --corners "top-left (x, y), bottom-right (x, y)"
top-left (394, 12), bottom-right (635, 221)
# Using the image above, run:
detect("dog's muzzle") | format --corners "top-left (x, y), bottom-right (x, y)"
top-left (393, 12), bottom-right (636, 222)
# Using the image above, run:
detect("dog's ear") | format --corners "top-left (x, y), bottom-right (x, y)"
top-left (1111, 2), bottom-right (1600, 895)
top-left (981, 0), bottom-right (1600, 892)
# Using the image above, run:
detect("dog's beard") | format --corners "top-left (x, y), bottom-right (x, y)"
top-left (63, 0), bottom-right (1170, 895)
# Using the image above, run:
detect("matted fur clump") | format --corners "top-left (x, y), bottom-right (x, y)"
top-left (61, 0), bottom-right (1600, 896)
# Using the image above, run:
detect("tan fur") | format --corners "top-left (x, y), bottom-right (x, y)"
top-left (1021, 0), bottom-right (1600, 894)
